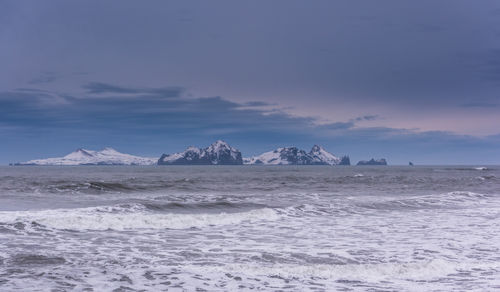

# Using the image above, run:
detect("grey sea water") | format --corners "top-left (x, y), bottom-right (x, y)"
top-left (0, 165), bottom-right (499, 291)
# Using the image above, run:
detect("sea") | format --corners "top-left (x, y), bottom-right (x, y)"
top-left (0, 165), bottom-right (499, 291)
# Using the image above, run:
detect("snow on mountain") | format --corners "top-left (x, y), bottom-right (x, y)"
top-left (13, 142), bottom-right (351, 166)
top-left (244, 145), bottom-right (348, 165)
top-left (243, 147), bottom-right (310, 165)
top-left (158, 140), bottom-right (243, 165)
top-left (309, 145), bottom-right (341, 165)
top-left (15, 148), bottom-right (157, 165)
top-left (243, 149), bottom-right (282, 165)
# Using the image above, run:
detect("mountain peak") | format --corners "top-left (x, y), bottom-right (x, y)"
top-left (75, 148), bottom-right (92, 155)
top-left (310, 145), bottom-right (324, 152)
top-left (209, 140), bottom-right (230, 149)
top-left (67, 148), bottom-right (94, 158)
top-left (102, 147), bottom-right (117, 152)
top-left (159, 141), bottom-right (243, 165)
top-left (185, 146), bottom-right (201, 153)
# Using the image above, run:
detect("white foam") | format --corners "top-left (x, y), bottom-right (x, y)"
top-left (187, 259), bottom-right (457, 281)
top-left (0, 205), bottom-right (281, 231)
top-left (174, 259), bottom-right (500, 291)
top-left (380, 191), bottom-right (491, 209)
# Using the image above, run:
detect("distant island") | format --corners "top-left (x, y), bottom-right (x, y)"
top-left (12, 140), bottom-right (389, 166)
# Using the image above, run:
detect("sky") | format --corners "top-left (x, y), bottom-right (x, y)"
top-left (1, 0), bottom-right (500, 165)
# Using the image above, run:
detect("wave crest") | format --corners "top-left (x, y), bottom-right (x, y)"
top-left (0, 204), bottom-right (280, 231)
top-left (358, 191), bottom-right (492, 210)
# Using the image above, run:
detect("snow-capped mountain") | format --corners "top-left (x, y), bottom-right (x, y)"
top-left (14, 148), bottom-right (157, 166)
top-left (244, 145), bottom-right (350, 165)
top-left (158, 140), bottom-right (243, 165)
top-left (12, 142), bottom-right (352, 166)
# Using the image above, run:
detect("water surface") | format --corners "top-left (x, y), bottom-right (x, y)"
top-left (0, 166), bottom-right (499, 291)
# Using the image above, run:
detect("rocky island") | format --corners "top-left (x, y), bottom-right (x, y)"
top-left (158, 140), bottom-right (243, 165)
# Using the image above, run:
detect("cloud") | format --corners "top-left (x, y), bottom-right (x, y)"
top-left (0, 86), bottom-right (314, 136)
top-left (318, 122), bottom-right (355, 131)
top-left (460, 102), bottom-right (498, 108)
top-left (241, 101), bottom-right (274, 107)
top-left (83, 82), bottom-right (184, 97)
top-left (28, 72), bottom-right (58, 85)
top-left (0, 89), bottom-right (69, 107)
top-left (1, 84), bottom-right (496, 144)
top-left (353, 115), bottom-right (380, 122)
top-left (1, 1), bottom-right (499, 140)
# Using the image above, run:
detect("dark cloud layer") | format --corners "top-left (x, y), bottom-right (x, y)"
top-left (83, 82), bottom-right (184, 97)
top-left (460, 102), bottom-right (498, 108)
top-left (2, 1), bottom-right (499, 108)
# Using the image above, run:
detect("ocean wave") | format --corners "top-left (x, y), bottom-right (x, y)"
top-left (49, 180), bottom-right (154, 194)
top-left (358, 191), bottom-right (493, 210)
top-left (0, 204), bottom-right (281, 231)
top-left (476, 175), bottom-right (496, 181)
top-left (0, 178), bottom-right (198, 196)
top-left (441, 167), bottom-right (490, 171)
top-left (184, 259), bottom-right (474, 283)
top-left (141, 201), bottom-right (269, 212)
top-left (8, 254), bottom-right (66, 267)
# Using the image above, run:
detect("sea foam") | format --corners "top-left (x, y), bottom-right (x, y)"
top-left (0, 204), bottom-right (281, 231)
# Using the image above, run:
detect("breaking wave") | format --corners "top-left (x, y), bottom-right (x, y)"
top-left (187, 259), bottom-right (462, 282)
top-left (358, 191), bottom-right (493, 210)
top-left (140, 201), bottom-right (269, 212)
top-left (0, 203), bottom-right (281, 231)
